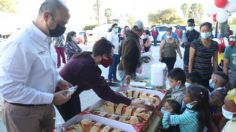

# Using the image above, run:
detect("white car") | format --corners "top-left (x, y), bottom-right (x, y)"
top-left (156, 26), bottom-right (168, 42)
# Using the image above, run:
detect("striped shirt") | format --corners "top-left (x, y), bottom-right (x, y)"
top-left (191, 39), bottom-right (218, 79)
top-left (162, 108), bottom-right (199, 132)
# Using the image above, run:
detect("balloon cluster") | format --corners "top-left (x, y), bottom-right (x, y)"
top-left (210, 0), bottom-right (236, 23)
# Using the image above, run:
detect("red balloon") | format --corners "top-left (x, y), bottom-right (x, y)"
top-left (213, 14), bottom-right (217, 22)
top-left (215, 0), bottom-right (229, 8)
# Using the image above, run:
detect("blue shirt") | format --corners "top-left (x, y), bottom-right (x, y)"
top-left (162, 32), bottom-right (179, 41)
top-left (162, 108), bottom-right (200, 132)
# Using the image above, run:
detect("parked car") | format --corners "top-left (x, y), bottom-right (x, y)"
top-left (156, 25), bottom-right (168, 42)
top-left (77, 31), bottom-right (87, 44)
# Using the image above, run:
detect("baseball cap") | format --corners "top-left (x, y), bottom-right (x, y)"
top-left (133, 20), bottom-right (144, 30)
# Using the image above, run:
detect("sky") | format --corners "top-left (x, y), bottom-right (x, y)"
top-left (1, 0), bottom-right (234, 32)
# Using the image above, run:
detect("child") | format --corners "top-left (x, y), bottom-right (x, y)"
top-left (161, 84), bottom-right (210, 132)
top-left (209, 72), bottom-right (229, 126)
top-left (221, 89), bottom-right (236, 131)
top-left (168, 68), bottom-right (186, 105)
top-left (185, 71), bottom-right (202, 87)
top-left (161, 99), bottom-right (181, 132)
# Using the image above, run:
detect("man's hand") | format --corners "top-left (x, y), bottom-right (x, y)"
top-left (57, 79), bottom-right (72, 90)
top-left (53, 90), bottom-right (71, 106)
top-left (155, 110), bottom-right (163, 118)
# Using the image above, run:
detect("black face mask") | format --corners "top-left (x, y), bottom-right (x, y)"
top-left (48, 24), bottom-right (66, 37)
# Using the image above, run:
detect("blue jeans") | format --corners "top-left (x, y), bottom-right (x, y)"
top-left (108, 54), bottom-right (120, 81)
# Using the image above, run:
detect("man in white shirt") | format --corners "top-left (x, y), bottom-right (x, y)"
top-left (107, 23), bottom-right (121, 83)
top-left (0, 0), bottom-right (71, 131)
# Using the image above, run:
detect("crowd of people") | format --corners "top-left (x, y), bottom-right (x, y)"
top-left (0, 0), bottom-right (236, 132)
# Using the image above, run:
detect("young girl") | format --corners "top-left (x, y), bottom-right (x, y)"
top-left (161, 99), bottom-right (181, 132)
top-left (161, 84), bottom-right (210, 132)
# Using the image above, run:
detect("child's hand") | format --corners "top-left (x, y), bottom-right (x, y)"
top-left (155, 110), bottom-right (163, 118)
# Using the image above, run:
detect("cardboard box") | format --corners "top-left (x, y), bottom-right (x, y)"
top-left (124, 87), bottom-right (166, 100)
top-left (60, 88), bottom-right (166, 132)
top-left (57, 114), bottom-right (136, 132)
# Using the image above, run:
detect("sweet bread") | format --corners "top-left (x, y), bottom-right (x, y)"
top-left (104, 101), bottom-right (115, 113)
top-left (81, 119), bottom-right (95, 132)
top-left (115, 104), bottom-right (126, 115)
top-left (124, 106), bottom-right (135, 116)
top-left (67, 119), bottom-right (123, 132)
top-left (133, 91), bottom-right (141, 98)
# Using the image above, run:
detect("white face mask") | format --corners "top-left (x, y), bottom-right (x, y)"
top-left (201, 32), bottom-right (212, 39)
top-left (166, 35), bottom-right (171, 39)
top-left (72, 36), bottom-right (77, 43)
top-left (187, 26), bottom-right (194, 31)
top-left (185, 82), bottom-right (191, 88)
top-left (222, 105), bottom-right (236, 120)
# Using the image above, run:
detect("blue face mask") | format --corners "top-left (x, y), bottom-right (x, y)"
top-left (209, 79), bottom-right (215, 90)
top-left (185, 82), bottom-right (191, 88)
top-left (174, 85), bottom-right (180, 90)
top-left (160, 107), bottom-right (170, 114)
top-left (186, 103), bottom-right (194, 109)
top-left (114, 28), bottom-right (119, 33)
top-left (201, 32), bottom-right (212, 39)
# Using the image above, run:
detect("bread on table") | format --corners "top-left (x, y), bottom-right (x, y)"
top-left (133, 91), bottom-right (141, 98)
top-left (104, 101), bottom-right (115, 113)
top-left (127, 90), bottom-right (133, 97)
top-left (115, 104), bottom-right (126, 115)
top-left (101, 126), bottom-right (113, 132)
top-left (80, 119), bottom-right (95, 132)
top-left (128, 116), bottom-right (139, 124)
top-left (124, 106), bottom-right (135, 116)
top-left (67, 119), bottom-right (123, 132)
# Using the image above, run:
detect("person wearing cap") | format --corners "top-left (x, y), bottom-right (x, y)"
top-left (224, 35), bottom-right (236, 89)
top-left (182, 19), bottom-right (200, 74)
top-left (118, 20), bottom-right (144, 84)
top-left (0, 0), bottom-right (72, 131)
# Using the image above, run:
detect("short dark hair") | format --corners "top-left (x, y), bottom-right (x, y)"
top-left (93, 38), bottom-right (114, 57)
top-left (165, 99), bottom-right (181, 114)
top-left (187, 71), bottom-right (202, 84)
top-left (187, 19), bottom-right (195, 24)
top-left (200, 22), bottom-right (213, 31)
top-left (214, 71), bottom-right (229, 86)
top-left (214, 71), bottom-right (229, 82)
top-left (108, 23), bottom-right (118, 32)
top-left (168, 68), bottom-right (186, 84)
top-left (39, 0), bottom-right (68, 16)
top-left (145, 30), bottom-right (150, 36)
top-left (66, 31), bottom-right (76, 42)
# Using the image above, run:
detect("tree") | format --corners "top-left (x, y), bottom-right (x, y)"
top-left (196, 4), bottom-right (204, 24)
top-left (128, 16), bottom-right (135, 26)
top-left (180, 3), bottom-right (204, 25)
top-left (230, 17), bottom-right (236, 25)
top-left (104, 8), bottom-right (112, 24)
top-left (181, 3), bottom-right (189, 19)
top-left (0, 0), bottom-right (17, 13)
top-left (148, 9), bottom-right (184, 25)
top-left (93, 0), bottom-right (101, 25)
